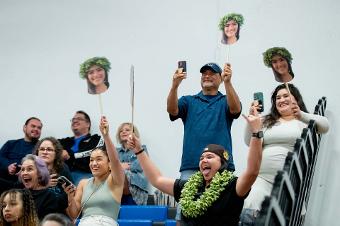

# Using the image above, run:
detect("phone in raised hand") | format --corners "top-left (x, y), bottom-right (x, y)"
top-left (178, 61), bottom-right (187, 73)
top-left (253, 92), bottom-right (264, 113)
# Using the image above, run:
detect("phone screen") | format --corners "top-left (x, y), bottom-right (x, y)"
top-left (253, 92), bottom-right (264, 112)
top-left (178, 61), bottom-right (187, 73)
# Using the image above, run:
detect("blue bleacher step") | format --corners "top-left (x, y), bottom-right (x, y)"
top-left (118, 219), bottom-right (152, 226)
top-left (119, 205), bottom-right (168, 221)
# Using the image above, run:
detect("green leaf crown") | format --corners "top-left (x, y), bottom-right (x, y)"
top-left (79, 57), bottom-right (111, 79)
top-left (219, 13), bottom-right (244, 30)
top-left (263, 47), bottom-right (293, 67)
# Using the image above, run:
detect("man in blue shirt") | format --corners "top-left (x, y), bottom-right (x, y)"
top-left (59, 110), bottom-right (102, 185)
top-left (0, 117), bottom-right (42, 181)
top-left (168, 62), bottom-right (241, 223)
top-left (167, 62), bottom-right (241, 175)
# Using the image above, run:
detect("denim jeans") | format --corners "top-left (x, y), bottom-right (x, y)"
top-left (239, 208), bottom-right (259, 226)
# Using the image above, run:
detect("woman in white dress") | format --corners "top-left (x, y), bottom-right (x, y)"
top-left (239, 83), bottom-right (329, 225)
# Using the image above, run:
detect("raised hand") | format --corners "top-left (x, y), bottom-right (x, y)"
top-left (127, 134), bottom-right (142, 154)
top-left (242, 111), bottom-right (262, 133)
top-left (49, 173), bottom-right (58, 187)
top-left (99, 116), bottom-right (109, 135)
top-left (249, 101), bottom-right (261, 116)
top-left (221, 63), bottom-right (232, 83)
top-left (291, 102), bottom-right (301, 119)
top-left (172, 68), bottom-right (187, 88)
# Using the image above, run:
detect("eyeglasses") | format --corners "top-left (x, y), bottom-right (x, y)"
top-left (38, 147), bottom-right (55, 153)
top-left (70, 117), bottom-right (87, 123)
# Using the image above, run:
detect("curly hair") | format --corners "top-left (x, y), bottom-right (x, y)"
top-left (33, 137), bottom-right (64, 174)
top-left (263, 83), bottom-right (308, 128)
top-left (0, 189), bottom-right (39, 226)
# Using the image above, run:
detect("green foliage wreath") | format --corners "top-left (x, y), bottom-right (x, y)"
top-left (218, 13), bottom-right (244, 30)
top-left (79, 57), bottom-right (111, 78)
top-left (263, 47), bottom-right (293, 67)
top-left (179, 170), bottom-right (235, 218)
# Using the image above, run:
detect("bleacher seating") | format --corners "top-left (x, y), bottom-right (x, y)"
top-left (118, 205), bottom-right (175, 226)
top-left (255, 97), bottom-right (327, 226)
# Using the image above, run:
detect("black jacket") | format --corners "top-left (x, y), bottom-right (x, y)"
top-left (59, 134), bottom-right (102, 172)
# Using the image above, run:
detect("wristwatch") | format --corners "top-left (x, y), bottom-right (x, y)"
top-left (252, 131), bottom-right (263, 138)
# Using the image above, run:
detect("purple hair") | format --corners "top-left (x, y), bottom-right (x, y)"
top-left (21, 154), bottom-right (50, 187)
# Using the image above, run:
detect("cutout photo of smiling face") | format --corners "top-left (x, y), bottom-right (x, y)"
top-left (224, 20), bottom-right (239, 45)
top-left (79, 57), bottom-right (111, 95)
top-left (263, 47), bottom-right (294, 83)
top-left (271, 55), bottom-right (294, 83)
top-left (219, 13), bottom-right (243, 46)
top-left (86, 65), bottom-right (109, 94)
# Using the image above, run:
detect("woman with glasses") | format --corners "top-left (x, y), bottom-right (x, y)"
top-left (33, 137), bottom-right (73, 194)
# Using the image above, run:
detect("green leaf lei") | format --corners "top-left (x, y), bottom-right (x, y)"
top-left (263, 47), bottom-right (293, 67)
top-left (218, 13), bottom-right (244, 30)
top-left (79, 57), bottom-right (111, 79)
top-left (179, 170), bottom-right (235, 218)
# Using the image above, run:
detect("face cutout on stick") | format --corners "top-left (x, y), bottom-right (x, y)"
top-left (79, 57), bottom-right (111, 94)
top-left (219, 13), bottom-right (244, 45)
top-left (263, 47), bottom-right (294, 83)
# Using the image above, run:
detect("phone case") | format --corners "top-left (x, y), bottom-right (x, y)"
top-left (178, 61), bottom-right (187, 72)
top-left (253, 92), bottom-right (264, 112)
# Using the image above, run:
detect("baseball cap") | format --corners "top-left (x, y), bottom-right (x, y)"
top-left (200, 63), bottom-right (222, 74)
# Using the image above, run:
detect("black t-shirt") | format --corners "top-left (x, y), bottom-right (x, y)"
top-left (30, 188), bottom-right (68, 220)
top-left (174, 177), bottom-right (247, 226)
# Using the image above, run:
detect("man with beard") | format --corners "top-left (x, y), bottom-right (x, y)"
top-left (59, 110), bottom-right (102, 185)
top-left (0, 117), bottom-right (42, 181)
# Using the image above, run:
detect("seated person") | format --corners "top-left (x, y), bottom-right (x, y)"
top-left (63, 116), bottom-right (124, 226)
top-left (0, 188), bottom-right (39, 226)
top-left (116, 122), bottom-right (149, 205)
top-left (0, 117), bottom-right (42, 181)
top-left (59, 110), bottom-right (102, 185)
top-left (33, 137), bottom-right (73, 194)
top-left (19, 154), bottom-right (68, 220)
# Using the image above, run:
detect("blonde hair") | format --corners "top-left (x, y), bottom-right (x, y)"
top-left (116, 122), bottom-right (140, 144)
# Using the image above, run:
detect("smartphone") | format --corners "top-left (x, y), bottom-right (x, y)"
top-left (253, 92), bottom-right (264, 112)
top-left (178, 61), bottom-right (187, 73)
top-left (57, 176), bottom-right (73, 187)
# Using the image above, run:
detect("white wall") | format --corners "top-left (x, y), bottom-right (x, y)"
top-left (0, 0), bottom-right (339, 225)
